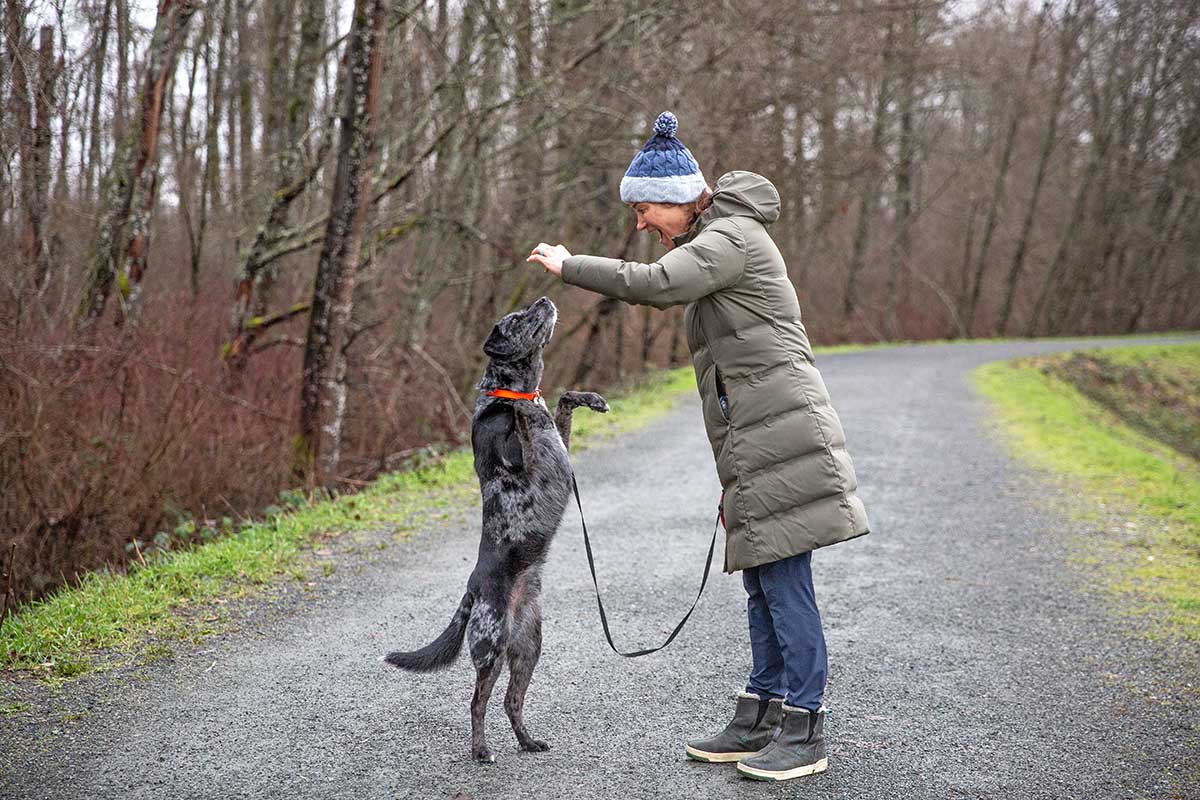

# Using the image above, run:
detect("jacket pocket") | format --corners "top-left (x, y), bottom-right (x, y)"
top-left (714, 366), bottom-right (730, 421)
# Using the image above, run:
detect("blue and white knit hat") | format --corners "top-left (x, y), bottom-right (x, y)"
top-left (619, 111), bottom-right (708, 204)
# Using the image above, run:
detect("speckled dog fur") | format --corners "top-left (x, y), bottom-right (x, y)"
top-left (385, 297), bottom-right (608, 763)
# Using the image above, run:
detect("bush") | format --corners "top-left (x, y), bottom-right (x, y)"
top-left (0, 284), bottom-right (466, 605)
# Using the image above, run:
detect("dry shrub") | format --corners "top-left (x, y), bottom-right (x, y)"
top-left (0, 281), bottom-right (469, 604)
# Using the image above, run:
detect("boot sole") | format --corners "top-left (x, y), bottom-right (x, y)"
top-left (685, 744), bottom-right (758, 763)
top-left (737, 757), bottom-right (828, 781)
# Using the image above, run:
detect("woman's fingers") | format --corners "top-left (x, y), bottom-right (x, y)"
top-left (526, 242), bottom-right (567, 276)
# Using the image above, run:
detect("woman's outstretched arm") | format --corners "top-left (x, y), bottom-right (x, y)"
top-left (529, 218), bottom-right (747, 310)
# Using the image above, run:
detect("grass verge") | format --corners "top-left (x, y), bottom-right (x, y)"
top-left (0, 365), bottom-right (699, 682)
top-left (973, 343), bottom-right (1200, 641)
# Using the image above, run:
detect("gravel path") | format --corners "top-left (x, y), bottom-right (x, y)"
top-left (2, 336), bottom-right (1198, 800)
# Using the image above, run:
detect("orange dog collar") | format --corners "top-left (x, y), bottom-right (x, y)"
top-left (486, 388), bottom-right (542, 401)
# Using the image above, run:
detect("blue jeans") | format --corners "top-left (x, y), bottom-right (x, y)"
top-left (743, 551), bottom-right (827, 711)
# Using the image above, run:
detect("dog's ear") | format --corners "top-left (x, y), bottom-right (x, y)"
top-left (483, 324), bottom-right (518, 360)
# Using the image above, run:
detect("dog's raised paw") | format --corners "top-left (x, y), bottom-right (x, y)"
top-left (580, 392), bottom-right (610, 413)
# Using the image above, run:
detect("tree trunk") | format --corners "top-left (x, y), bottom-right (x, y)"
top-left (174, 23), bottom-right (202, 296)
top-left (811, 70), bottom-right (839, 266)
top-left (1125, 100), bottom-right (1200, 332)
top-left (235, 0), bottom-right (254, 230)
top-left (668, 308), bottom-right (685, 366)
top-left (1033, 1), bottom-right (1124, 336)
top-left (75, 0), bottom-right (199, 331)
top-left (963, 1), bottom-right (1050, 336)
top-left (194, 0), bottom-right (232, 296)
top-left (397, 0), bottom-right (478, 350)
top-left (572, 299), bottom-right (619, 386)
top-left (28, 25), bottom-right (57, 291)
top-left (885, 11), bottom-right (918, 339)
top-left (639, 305), bottom-right (655, 366)
top-left (5, 0), bottom-right (36, 284)
top-left (295, 0), bottom-right (387, 488)
top-left (1025, 139), bottom-right (1103, 337)
top-left (996, 2), bottom-right (1082, 335)
top-left (114, 0), bottom-right (129, 144)
top-left (250, 0), bottom-right (300, 317)
top-left (86, 0), bottom-right (113, 204)
top-left (226, 0), bottom-right (332, 368)
top-left (844, 21), bottom-right (893, 319)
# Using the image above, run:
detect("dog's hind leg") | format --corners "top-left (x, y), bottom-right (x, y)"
top-left (470, 661), bottom-right (504, 763)
top-left (468, 597), bottom-right (508, 763)
top-left (504, 572), bottom-right (548, 752)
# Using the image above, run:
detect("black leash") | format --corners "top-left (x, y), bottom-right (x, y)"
top-left (571, 473), bottom-right (722, 658)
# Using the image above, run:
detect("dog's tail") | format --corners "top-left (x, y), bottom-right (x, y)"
top-left (383, 592), bottom-right (473, 672)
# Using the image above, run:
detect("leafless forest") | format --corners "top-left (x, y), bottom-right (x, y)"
top-left (1, 0), bottom-right (1198, 601)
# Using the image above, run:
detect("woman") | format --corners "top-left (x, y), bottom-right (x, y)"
top-left (527, 111), bottom-right (870, 782)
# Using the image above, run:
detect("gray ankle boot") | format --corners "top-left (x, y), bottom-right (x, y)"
top-left (684, 692), bottom-right (783, 763)
top-left (736, 703), bottom-right (828, 780)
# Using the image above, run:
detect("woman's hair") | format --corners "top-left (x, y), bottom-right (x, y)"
top-left (685, 187), bottom-right (713, 226)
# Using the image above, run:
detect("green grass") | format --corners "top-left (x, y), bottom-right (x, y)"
top-left (1, 700), bottom-right (32, 716)
top-left (973, 343), bottom-right (1200, 641)
top-left (1048, 345), bottom-right (1200, 462)
top-left (0, 365), bottom-right (708, 681)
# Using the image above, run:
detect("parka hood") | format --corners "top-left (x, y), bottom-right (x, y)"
top-left (707, 171), bottom-right (781, 226)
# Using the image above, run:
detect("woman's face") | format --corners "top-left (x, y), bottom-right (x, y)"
top-left (630, 202), bottom-right (695, 250)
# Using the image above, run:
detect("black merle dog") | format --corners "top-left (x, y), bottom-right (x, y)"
top-left (384, 296), bottom-right (608, 763)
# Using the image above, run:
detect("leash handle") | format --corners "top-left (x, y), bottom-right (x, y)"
top-left (572, 473), bottom-right (721, 658)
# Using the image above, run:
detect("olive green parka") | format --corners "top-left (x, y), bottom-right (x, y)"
top-left (562, 170), bottom-right (870, 572)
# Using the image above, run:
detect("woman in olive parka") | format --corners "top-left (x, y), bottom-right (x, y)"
top-left (527, 112), bottom-right (869, 782)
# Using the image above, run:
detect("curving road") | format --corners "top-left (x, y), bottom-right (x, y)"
top-left (2, 336), bottom-right (1198, 799)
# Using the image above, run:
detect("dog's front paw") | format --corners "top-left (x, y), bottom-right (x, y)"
top-left (562, 391), bottom-right (609, 413)
top-left (473, 746), bottom-right (496, 764)
top-left (520, 739), bottom-right (550, 753)
top-left (585, 393), bottom-right (610, 414)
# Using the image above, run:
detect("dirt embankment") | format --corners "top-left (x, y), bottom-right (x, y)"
top-left (1042, 345), bottom-right (1200, 463)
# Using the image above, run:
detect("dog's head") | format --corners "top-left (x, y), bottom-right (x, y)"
top-left (482, 296), bottom-right (557, 362)
top-left (477, 297), bottom-right (557, 395)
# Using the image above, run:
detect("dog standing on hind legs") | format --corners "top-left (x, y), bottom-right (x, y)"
top-left (383, 296), bottom-right (608, 763)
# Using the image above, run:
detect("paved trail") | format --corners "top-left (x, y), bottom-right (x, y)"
top-left (3, 336), bottom-right (1199, 800)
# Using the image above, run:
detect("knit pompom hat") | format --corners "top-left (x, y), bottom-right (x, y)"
top-left (619, 111), bottom-right (708, 204)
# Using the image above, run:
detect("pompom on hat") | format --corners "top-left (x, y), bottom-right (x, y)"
top-left (619, 111), bottom-right (708, 204)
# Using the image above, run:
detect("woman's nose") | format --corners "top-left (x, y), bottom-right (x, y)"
top-left (636, 219), bottom-right (648, 231)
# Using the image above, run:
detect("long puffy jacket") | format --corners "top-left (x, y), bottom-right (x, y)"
top-left (561, 170), bottom-right (870, 572)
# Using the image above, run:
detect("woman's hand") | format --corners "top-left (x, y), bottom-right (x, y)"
top-left (526, 243), bottom-right (571, 277)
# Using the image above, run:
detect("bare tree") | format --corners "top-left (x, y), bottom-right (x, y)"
top-left (844, 20), bottom-right (894, 320)
top-left (996, 1), bottom-right (1086, 336)
top-left (961, 1), bottom-right (1051, 336)
top-left (85, 0), bottom-right (113, 203)
top-left (76, 0), bottom-right (200, 330)
top-left (885, 8), bottom-right (923, 340)
top-left (295, 0), bottom-right (388, 487)
top-left (5, 0), bottom-right (35, 283)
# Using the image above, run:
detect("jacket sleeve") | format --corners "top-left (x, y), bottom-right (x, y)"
top-left (560, 219), bottom-right (747, 310)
